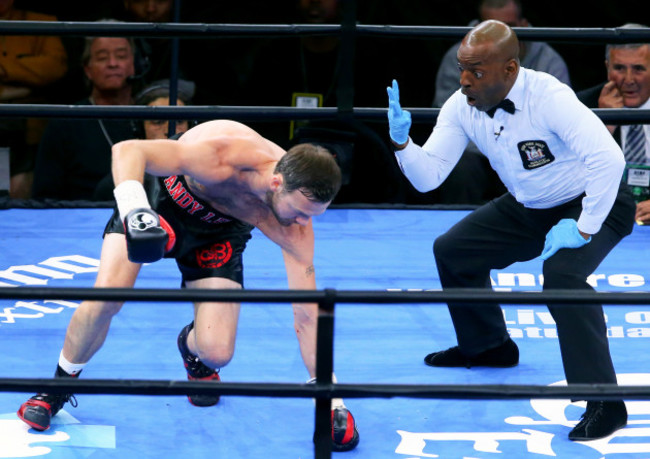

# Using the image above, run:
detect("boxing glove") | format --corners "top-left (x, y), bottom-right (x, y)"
top-left (124, 208), bottom-right (172, 263)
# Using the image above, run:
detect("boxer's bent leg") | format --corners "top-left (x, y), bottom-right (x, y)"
top-left (176, 277), bottom-right (241, 407)
top-left (186, 277), bottom-right (242, 369)
top-left (63, 233), bottom-right (141, 364)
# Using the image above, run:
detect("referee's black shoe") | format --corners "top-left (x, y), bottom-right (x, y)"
top-left (569, 401), bottom-right (627, 441)
top-left (424, 338), bottom-right (519, 368)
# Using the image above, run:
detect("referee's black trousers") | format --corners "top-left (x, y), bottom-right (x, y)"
top-left (433, 186), bottom-right (635, 384)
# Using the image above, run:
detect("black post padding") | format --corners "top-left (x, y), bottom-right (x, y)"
top-left (314, 288), bottom-right (336, 459)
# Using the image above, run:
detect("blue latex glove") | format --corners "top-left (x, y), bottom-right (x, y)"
top-left (386, 79), bottom-right (412, 145)
top-left (540, 218), bottom-right (591, 260)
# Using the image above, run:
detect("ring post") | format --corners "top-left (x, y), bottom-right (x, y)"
top-left (314, 288), bottom-right (336, 459)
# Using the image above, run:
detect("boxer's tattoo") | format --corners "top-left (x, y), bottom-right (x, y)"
top-left (305, 265), bottom-right (315, 277)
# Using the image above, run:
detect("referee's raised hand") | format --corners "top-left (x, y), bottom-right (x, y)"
top-left (386, 79), bottom-right (412, 148)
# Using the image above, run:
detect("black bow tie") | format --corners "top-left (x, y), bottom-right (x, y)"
top-left (486, 99), bottom-right (515, 118)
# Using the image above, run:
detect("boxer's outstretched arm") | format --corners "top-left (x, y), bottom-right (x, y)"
top-left (280, 224), bottom-right (319, 378)
top-left (257, 218), bottom-right (319, 376)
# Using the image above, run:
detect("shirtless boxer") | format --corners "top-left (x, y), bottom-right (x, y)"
top-left (17, 119), bottom-right (359, 452)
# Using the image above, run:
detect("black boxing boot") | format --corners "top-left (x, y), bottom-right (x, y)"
top-left (178, 321), bottom-right (221, 407)
top-left (308, 378), bottom-right (360, 452)
top-left (331, 407), bottom-right (360, 452)
top-left (312, 406), bottom-right (361, 452)
top-left (17, 365), bottom-right (79, 431)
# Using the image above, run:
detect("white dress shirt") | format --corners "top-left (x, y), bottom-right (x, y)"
top-left (395, 67), bottom-right (626, 235)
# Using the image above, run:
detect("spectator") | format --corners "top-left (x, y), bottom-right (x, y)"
top-left (179, 1), bottom-right (293, 107)
top-left (434, 0), bottom-right (570, 106)
top-left (117, 0), bottom-right (188, 86)
top-left (246, 0), bottom-right (345, 145)
top-left (245, 0), bottom-right (403, 204)
top-left (91, 78), bottom-right (196, 200)
top-left (0, 0), bottom-right (67, 199)
top-left (134, 78), bottom-right (194, 140)
top-left (432, 0), bottom-right (571, 205)
top-left (32, 28), bottom-right (138, 201)
top-left (577, 24), bottom-right (650, 224)
top-left (122, 0), bottom-right (174, 22)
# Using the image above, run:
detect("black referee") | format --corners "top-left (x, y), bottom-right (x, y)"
top-left (387, 20), bottom-right (635, 441)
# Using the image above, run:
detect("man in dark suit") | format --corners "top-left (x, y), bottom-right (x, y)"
top-left (577, 24), bottom-right (650, 224)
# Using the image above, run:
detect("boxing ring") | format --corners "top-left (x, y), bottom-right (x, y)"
top-left (2, 13), bottom-right (650, 459)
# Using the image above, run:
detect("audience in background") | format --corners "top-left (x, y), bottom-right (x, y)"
top-left (0, 0), bottom-right (68, 199)
top-left (122, 0), bottom-right (173, 23)
top-left (246, 0), bottom-right (344, 144)
top-left (90, 78), bottom-right (195, 201)
top-left (178, 1), bottom-right (288, 107)
top-left (245, 0), bottom-right (403, 204)
top-left (434, 0), bottom-right (570, 107)
top-left (32, 28), bottom-right (137, 201)
top-left (578, 24), bottom-right (650, 224)
top-left (135, 78), bottom-right (194, 140)
top-left (117, 0), bottom-right (188, 87)
top-left (9, 2), bottom-right (646, 206)
top-left (430, 0), bottom-right (571, 206)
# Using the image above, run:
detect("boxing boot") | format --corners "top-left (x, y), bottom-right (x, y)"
top-left (331, 406), bottom-right (360, 452)
top-left (308, 377), bottom-right (360, 452)
top-left (17, 366), bottom-right (78, 431)
top-left (178, 321), bottom-right (221, 406)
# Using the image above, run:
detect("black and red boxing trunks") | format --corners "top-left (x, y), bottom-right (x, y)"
top-left (104, 174), bottom-right (254, 285)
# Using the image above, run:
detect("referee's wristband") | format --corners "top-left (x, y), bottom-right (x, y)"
top-left (113, 180), bottom-right (150, 221)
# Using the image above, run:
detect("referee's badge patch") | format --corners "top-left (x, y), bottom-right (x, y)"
top-left (517, 140), bottom-right (555, 170)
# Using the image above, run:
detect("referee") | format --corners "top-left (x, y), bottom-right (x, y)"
top-left (387, 20), bottom-right (634, 441)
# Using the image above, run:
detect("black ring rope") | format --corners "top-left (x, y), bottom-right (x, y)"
top-left (357, 25), bottom-right (650, 43)
top-left (1, 379), bottom-right (649, 401)
top-left (1, 105), bottom-right (649, 125)
top-left (1, 286), bottom-right (650, 305)
top-left (2, 21), bottom-right (650, 43)
top-left (0, 21), bottom-right (342, 37)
